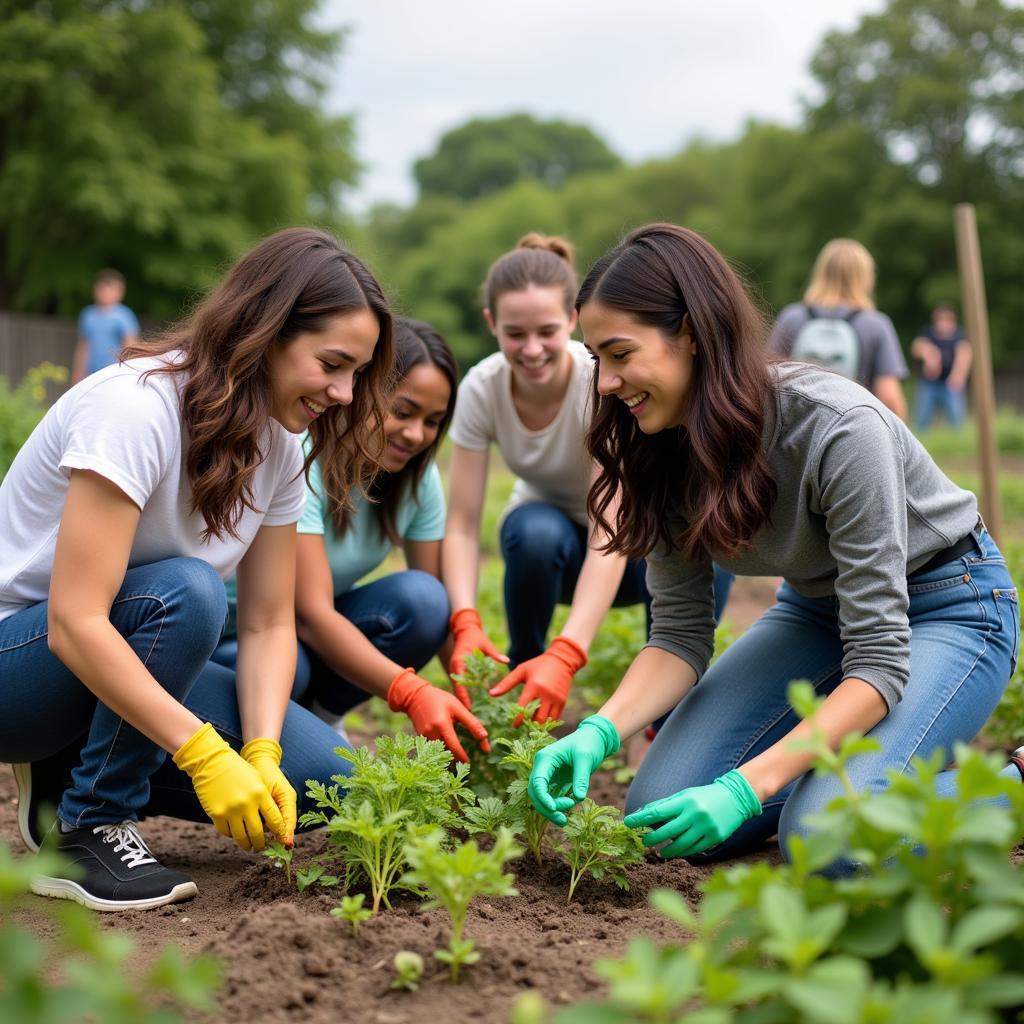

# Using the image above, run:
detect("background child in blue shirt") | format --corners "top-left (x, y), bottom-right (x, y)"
top-left (72, 268), bottom-right (141, 383)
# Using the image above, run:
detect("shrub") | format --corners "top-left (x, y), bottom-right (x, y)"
top-left (0, 363), bottom-right (67, 479)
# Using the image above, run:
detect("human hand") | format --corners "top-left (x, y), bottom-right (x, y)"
top-left (623, 769), bottom-right (761, 858)
top-left (388, 667), bottom-right (490, 764)
top-left (448, 608), bottom-right (509, 708)
top-left (488, 635), bottom-right (586, 723)
top-left (240, 737), bottom-right (296, 847)
top-left (527, 715), bottom-right (620, 825)
top-left (173, 723), bottom-right (286, 852)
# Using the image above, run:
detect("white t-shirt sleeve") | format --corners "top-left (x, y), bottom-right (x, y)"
top-left (58, 372), bottom-right (178, 509)
top-left (263, 429), bottom-right (307, 526)
top-left (448, 363), bottom-right (498, 452)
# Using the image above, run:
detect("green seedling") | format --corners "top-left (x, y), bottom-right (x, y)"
top-left (391, 950), bottom-right (424, 991)
top-left (501, 734), bottom-right (560, 864)
top-left (402, 827), bottom-right (521, 983)
top-left (555, 799), bottom-right (647, 904)
top-left (301, 732), bottom-right (473, 914)
top-left (262, 838), bottom-right (294, 885)
top-left (296, 863), bottom-right (339, 893)
top-left (462, 794), bottom-right (526, 838)
top-left (331, 893), bottom-right (373, 937)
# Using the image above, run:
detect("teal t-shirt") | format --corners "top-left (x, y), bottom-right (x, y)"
top-left (223, 453), bottom-right (446, 635)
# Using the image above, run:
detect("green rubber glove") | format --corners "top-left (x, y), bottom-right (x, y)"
top-left (623, 769), bottom-right (761, 858)
top-left (527, 715), bottom-right (620, 826)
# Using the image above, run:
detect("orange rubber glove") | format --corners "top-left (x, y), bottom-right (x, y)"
top-left (173, 723), bottom-right (287, 853)
top-left (387, 668), bottom-right (491, 764)
top-left (240, 737), bottom-right (297, 848)
top-left (447, 608), bottom-right (509, 708)
top-left (488, 635), bottom-right (587, 723)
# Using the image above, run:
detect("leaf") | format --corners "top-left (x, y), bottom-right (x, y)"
top-left (950, 905), bottom-right (1023, 955)
top-left (904, 897), bottom-right (947, 959)
top-left (650, 888), bottom-right (697, 930)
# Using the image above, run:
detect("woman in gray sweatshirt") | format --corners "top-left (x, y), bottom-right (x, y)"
top-left (527, 223), bottom-right (1021, 871)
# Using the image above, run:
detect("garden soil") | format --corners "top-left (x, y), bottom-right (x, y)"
top-left (2, 578), bottom-right (781, 1023)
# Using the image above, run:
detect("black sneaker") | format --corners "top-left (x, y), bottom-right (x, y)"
top-left (13, 761), bottom-right (63, 853)
top-left (31, 820), bottom-right (198, 911)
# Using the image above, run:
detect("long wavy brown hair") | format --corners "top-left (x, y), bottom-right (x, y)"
top-left (331, 318), bottom-right (459, 543)
top-left (122, 227), bottom-right (394, 541)
top-left (578, 223), bottom-right (777, 562)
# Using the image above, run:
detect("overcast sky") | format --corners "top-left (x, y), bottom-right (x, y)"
top-left (322, 1), bottom-right (887, 213)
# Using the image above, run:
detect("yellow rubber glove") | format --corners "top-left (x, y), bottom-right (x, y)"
top-left (173, 723), bottom-right (286, 852)
top-left (240, 737), bottom-right (297, 847)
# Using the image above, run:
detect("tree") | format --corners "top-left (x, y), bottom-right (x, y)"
top-left (413, 114), bottom-right (621, 202)
top-left (0, 0), bottom-right (356, 317)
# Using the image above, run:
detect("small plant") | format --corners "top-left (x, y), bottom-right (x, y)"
top-left (0, 363), bottom-right (68, 479)
top-left (262, 838), bottom-right (294, 885)
top-left (301, 732), bottom-right (473, 914)
top-left (391, 950), bottom-right (424, 991)
top-left (402, 827), bottom-right (521, 984)
top-left (501, 734), bottom-right (560, 864)
top-left (462, 794), bottom-right (526, 838)
top-left (453, 650), bottom-right (559, 798)
top-left (295, 863), bottom-right (339, 892)
top-left (331, 893), bottom-right (373, 937)
top-left (555, 799), bottom-right (647, 903)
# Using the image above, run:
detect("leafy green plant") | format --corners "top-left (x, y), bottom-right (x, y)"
top-left (331, 893), bottom-right (373, 937)
top-left (500, 734), bottom-right (560, 864)
top-left (0, 363), bottom-right (68, 480)
top-left (262, 838), bottom-right (294, 885)
top-left (555, 799), bottom-right (647, 904)
top-left (295, 863), bottom-right (339, 893)
top-left (462, 794), bottom-right (526, 837)
top-left (391, 950), bottom-right (425, 991)
top-left (547, 680), bottom-right (1024, 1024)
top-left (401, 827), bottom-right (521, 983)
top-left (0, 840), bottom-right (220, 1022)
top-left (300, 732), bottom-right (474, 914)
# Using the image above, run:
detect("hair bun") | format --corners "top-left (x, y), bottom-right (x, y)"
top-left (516, 232), bottom-right (574, 266)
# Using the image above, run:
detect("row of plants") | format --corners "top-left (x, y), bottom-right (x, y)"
top-left (263, 650), bottom-right (648, 985)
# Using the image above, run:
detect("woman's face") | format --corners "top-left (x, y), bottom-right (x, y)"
top-left (579, 300), bottom-right (695, 434)
top-left (380, 361), bottom-right (452, 473)
top-left (267, 309), bottom-right (380, 433)
top-left (484, 285), bottom-right (576, 389)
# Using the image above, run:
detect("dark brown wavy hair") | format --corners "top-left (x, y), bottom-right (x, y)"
top-left (578, 223), bottom-right (777, 562)
top-left (122, 227), bottom-right (394, 542)
top-left (331, 317), bottom-right (459, 543)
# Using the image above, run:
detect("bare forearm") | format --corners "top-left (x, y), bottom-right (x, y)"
top-left (297, 609), bottom-right (401, 699)
top-left (598, 647), bottom-right (698, 742)
top-left (561, 547), bottom-right (628, 651)
top-left (48, 615), bottom-right (201, 751)
top-left (737, 677), bottom-right (888, 802)
top-left (442, 527), bottom-right (481, 611)
top-left (234, 624), bottom-right (297, 741)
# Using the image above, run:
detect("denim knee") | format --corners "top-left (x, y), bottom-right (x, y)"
top-left (388, 570), bottom-right (450, 654)
top-left (500, 504), bottom-right (577, 572)
top-left (161, 557), bottom-right (228, 652)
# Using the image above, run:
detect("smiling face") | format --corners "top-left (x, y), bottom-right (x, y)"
top-left (380, 361), bottom-right (452, 473)
top-left (579, 300), bottom-right (695, 434)
top-left (484, 285), bottom-right (576, 390)
top-left (267, 308), bottom-right (380, 433)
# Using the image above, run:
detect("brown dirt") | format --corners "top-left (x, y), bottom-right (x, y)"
top-left (1, 578), bottom-right (780, 1023)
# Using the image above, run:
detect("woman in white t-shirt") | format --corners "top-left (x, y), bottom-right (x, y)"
top-left (0, 228), bottom-right (393, 912)
top-left (443, 234), bottom-right (731, 724)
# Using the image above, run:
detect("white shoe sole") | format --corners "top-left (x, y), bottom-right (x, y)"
top-left (13, 762), bottom-right (41, 854)
top-left (29, 875), bottom-right (198, 912)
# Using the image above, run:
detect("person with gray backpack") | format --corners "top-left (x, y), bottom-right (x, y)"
top-left (768, 239), bottom-right (908, 420)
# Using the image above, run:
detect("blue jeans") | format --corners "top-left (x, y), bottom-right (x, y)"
top-left (916, 377), bottom-right (967, 430)
top-left (0, 557), bottom-right (351, 830)
top-left (214, 570), bottom-right (450, 716)
top-left (499, 502), bottom-right (735, 666)
top-left (626, 528), bottom-right (1020, 871)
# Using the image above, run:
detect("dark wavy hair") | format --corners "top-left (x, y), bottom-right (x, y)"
top-left (578, 223), bottom-right (777, 562)
top-left (122, 227), bottom-right (394, 542)
top-left (332, 317), bottom-right (459, 543)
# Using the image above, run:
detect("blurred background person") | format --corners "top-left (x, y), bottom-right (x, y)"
top-left (71, 269), bottom-right (140, 385)
top-left (768, 239), bottom-right (908, 420)
top-left (911, 303), bottom-right (971, 431)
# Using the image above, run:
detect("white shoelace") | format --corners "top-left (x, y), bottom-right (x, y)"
top-left (94, 821), bottom-right (157, 869)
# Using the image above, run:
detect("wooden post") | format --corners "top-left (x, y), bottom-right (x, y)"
top-left (954, 203), bottom-right (1001, 543)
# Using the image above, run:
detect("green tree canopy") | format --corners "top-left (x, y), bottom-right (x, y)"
top-left (0, 0), bottom-right (356, 317)
top-left (413, 113), bottom-right (622, 202)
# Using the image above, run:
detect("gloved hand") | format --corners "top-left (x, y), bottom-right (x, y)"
top-left (448, 608), bottom-right (509, 708)
top-left (173, 722), bottom-right (286, 853)
top-left (488, 635), bottom-right (586, 724)
top-left (527, 715), bottom-right (620, 825)
top-left (240, 737), bottom-right (296, 848)
top-left (388, 667), bottom-right (490, 764)
top-left (623, 769), bottom-right (762, 858)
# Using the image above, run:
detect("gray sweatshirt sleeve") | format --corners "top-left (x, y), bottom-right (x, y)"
top-left (642, 539), bottom-right (717, 678)
top-left (813, 404), bottom-right (911, 709)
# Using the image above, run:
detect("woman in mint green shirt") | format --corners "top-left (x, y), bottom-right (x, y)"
top-left (293, 318), bottom-right (488, 761)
